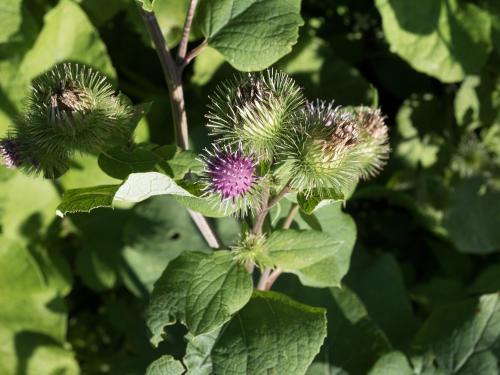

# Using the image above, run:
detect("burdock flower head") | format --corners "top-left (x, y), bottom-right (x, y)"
top-left (23, 63), bottom-right (133, 155)
top-left (278, 101), bottom-right (389, 197)
top-left (206, 69), bottom-right (304, 160)
top-left (4, 63), bottom-right (135, 178)
top-left (201, 145), bottom-right (261, 215)
top-left (351, 106), bottom-right (390, 179)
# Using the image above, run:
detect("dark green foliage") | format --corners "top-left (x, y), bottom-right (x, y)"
top-left (1, 0), bottom-right (500, 374)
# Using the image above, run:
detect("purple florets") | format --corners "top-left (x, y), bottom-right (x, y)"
top-left (205, 147), bottom-right (256, 200)
top-left (0, 138), bottom-right (23, 168)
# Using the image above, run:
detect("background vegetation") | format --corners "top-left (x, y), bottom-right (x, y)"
top-left (1, 0), bottom-right (499, 374)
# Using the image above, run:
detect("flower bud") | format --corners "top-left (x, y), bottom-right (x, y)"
top-left (206, 69), bottom-right (304, 160)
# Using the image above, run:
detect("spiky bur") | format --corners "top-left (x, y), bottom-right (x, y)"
top-left (25, 64), bottom-right (133, 154)
top-left (277, 101), bottom-right (390, 197)
top-left (201, 145), bottom-right (262, 216)
top-left (351, 106), bottom-right (390, 179)
top-left (206, 69), bottom-right (304, 160)
top-left (3, 63), bottom-right (134, 177)
top-left (232, 233), bottom-right (268, 268)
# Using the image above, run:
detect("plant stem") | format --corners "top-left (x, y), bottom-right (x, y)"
top-left (140, 6), bottom-right (220, 249)
top-left (282, 203), bottom-right (300, 229)
top-left (252, 185), bottom-right (270, 236)
top-left (182, 40), bottom-right (208, 69)
top-left (252, 184), bottom-right (291, 236)
top-left (257, 202), bottom-right (299, 291)
top-left (177, 0), bottom-right (198, 62)
top-left (139, 8), bottom-right (189, 149)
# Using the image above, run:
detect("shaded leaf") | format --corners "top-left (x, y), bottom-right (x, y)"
top-left (56, 185), bottom-right (119, 217)
top-left (197, 0), bottom-right (303, 71)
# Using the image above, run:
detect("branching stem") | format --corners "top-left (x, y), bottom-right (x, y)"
top-left (252, 184), bottom-right (291, 236)
top-left (140, 6), bottom-right (221, 248)
top-left (257, 202), bottom-right (299, 291)
top-left (177, 0), bottom-right (198, 62)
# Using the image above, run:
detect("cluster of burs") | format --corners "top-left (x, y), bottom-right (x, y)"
top-left (202, 69), bottom-right (390, 214)
top-left (0, 64), bottom-right (134, 178)
top-left (0, 64), bottom-right (389, 213)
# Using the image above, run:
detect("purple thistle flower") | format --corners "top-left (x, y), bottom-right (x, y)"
top-left (0, 138), bottom-right (23, 168)
top-left (204, 146), bottom-right (256, 200)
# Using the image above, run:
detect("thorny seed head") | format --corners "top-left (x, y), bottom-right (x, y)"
top-left (48, 81), bottom-right (92, 123)
top-left (207, 69), bottom-right (304, 160)
top-left (9, 63), bottom-right (134, 178)
top-left (276, 102), bottom-right (390, 198)
top-left (352, 106), bottom-right (390, 179)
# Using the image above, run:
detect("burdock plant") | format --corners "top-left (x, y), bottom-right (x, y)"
top-left (1, 30), bottom-right (390, 375)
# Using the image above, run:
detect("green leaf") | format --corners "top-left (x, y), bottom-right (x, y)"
top-left (375, 0), bottom-right (492, 82)
top-left (306, 363), bottom-right (348, 375)
top-left (99, 147), bottom-right (162, 180)
top-left (454, 71), bottom-right (500, 131)
top-left (147, 252), bottom-right (206, 345)
top-left (196, 0), bottom-right (303, 71)
top-left (146, 355), bottom-right (184, 375)
top-left (185, 251), bottom-right (253, 335)
top-left (297, 189), bottom-right (345, 215)
top-left (192, 46), bottom-right (227, 86)
top-left (395, 94), bottom-right (446, 169)
top-left (56, 185), bottom-right (120, 217)
top-left (210, 291), bottom-right (327, 374)
top-left (367, 352), bottom-right (413, 375)
top-left (114, 172), bottom-right (193, 202)
top-left (264, 229), bottom-right (347, 287)
top-left (269, 204), bottom-right (356, 287)
top-left (122, 196), bottom-right (210, 293)
top-left (20, 0), bottom-right (116, 81)
top-left (0, 0), bottom-right (22, 43)
top-left (147, 251), bottom-right (253, 344)
top-left (345, 252), bottom-right (419, 348)
top-left (279, 34), bottom-right (377, 106)
top-left (327, 287), bottom-right (392, 374)
top-left (0, 172), bottom-right (60, 241)
top-left (469, 264), bottom-right (500, 295)
top-left (184, 329), bottom-right (220, 375)
top-left (444, 177), bottom-right (500, 254)
top-left (0, 238), bottom-right (79, 375)
top-left (161, 148), bottom-right (204, 180)
top-left (115, 172), bottom-right (230, 217)
top-left (412, 293), bottom-right (500, 374)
